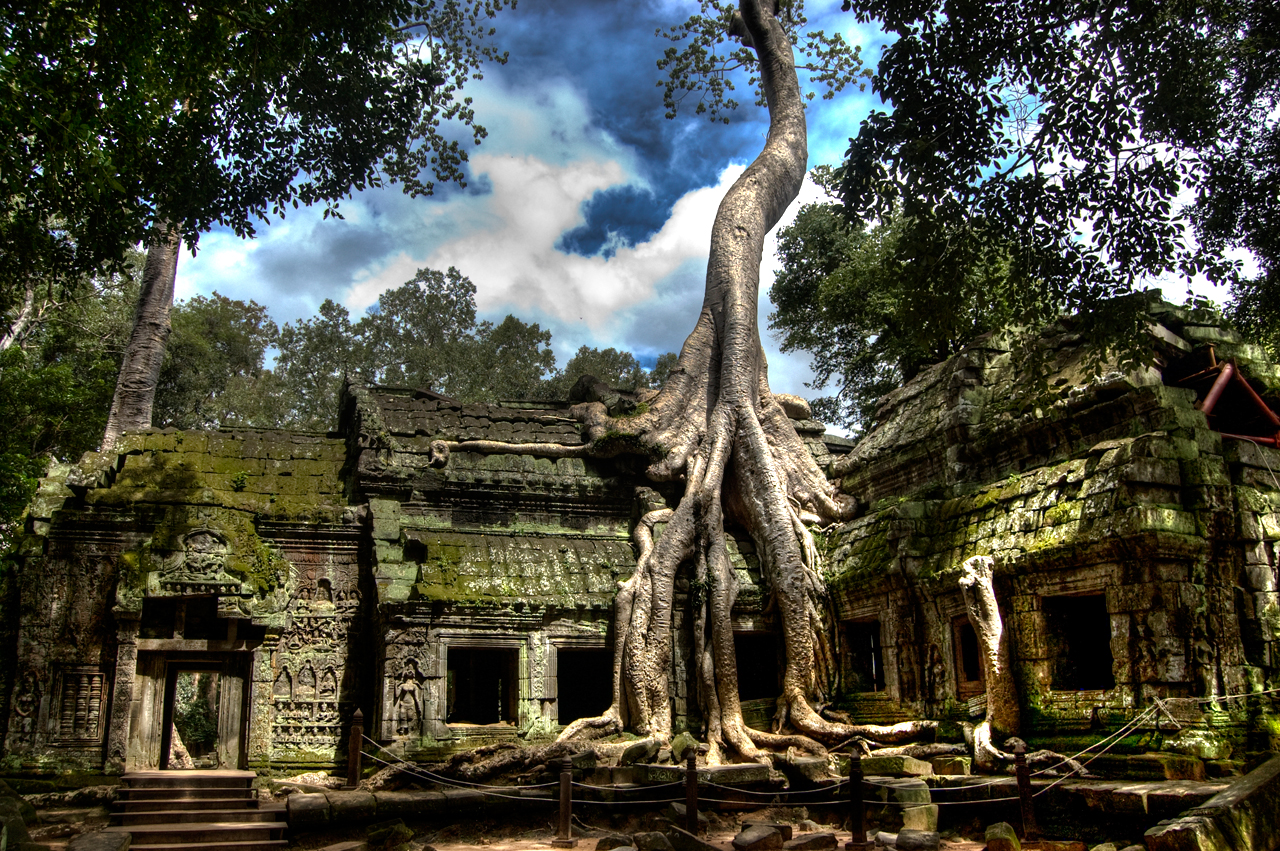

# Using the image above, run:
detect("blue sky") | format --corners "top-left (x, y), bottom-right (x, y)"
top-left (173, 1), bottom-right (888, 399)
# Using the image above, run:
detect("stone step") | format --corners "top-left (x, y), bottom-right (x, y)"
top-left (121, 771), bottom-right (256, 790)
top-left (113, 808), bottom-right (281, 826)
top-left (102, 821), bottom-right (286, 845)
top-left (119, 789), bottom-right (258, 802)
top-left (119, 796), bottom-right (263, 812)
top-left (114, 842), bottom-right (288, 851)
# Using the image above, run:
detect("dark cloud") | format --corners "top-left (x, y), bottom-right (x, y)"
top-left (494, 2), bottom-right (769, 256)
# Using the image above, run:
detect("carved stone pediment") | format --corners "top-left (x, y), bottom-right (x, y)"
top-left (154, 530), bottom-right (246, 596)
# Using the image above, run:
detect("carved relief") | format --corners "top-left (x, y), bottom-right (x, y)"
top-left (159, 530), bottom-right (242, 595)
top-left (394, 659), bottom-right (425, 737)
top-left (54, 666), bottom-right (108, 744)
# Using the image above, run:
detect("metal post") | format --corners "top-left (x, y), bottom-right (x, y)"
top-left (343, 708), bottom-right (363, 790)
top-left (552, 756), bottom-right (577, 848)
top-left (845, 751), bottom-right (871, 850)
top-left (1013, 742), bottom-right (1039, 841)
top-left (685, 748), bottom-right (699, 833)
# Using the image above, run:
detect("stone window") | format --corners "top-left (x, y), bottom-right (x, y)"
top-left (845, 620), bottom-right (885, 692)
top-left (1044, 594), bottom-right (1115, 691)
top-left (733, 632), bottom-right (780, 700)
top-left (53, 666), bottom-right (108, 744)
top-left (556, 648), bottom-right (612, 725)
top-left (446, 647), bottom-right (519, 725)
top-left (952, 617), bottom-right (984, 699)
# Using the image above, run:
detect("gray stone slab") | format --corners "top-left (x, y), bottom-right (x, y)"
top-left (596, 835), bottom-right (634, 851)
top-left (781, 833), bottom-right (836, 851)
top-left (732, 825), bottom-right (783, 851)
top-left (893, 829), bottom-right (939, 851)
top-left (666, 826), bottom-right (718, 851)
top-left (633, 831), bottom-right (673, 851)
top-left (67, 831), bottom-right (131, 851)
top-left (741, 822), bottom-right (791, 840)
top-left (287, 792), bottom-right (332, 827)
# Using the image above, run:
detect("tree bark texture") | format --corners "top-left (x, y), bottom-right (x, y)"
top-left (959, 555), bottom-right (1021, 770)
top-left (102, 225), bottom-right (181, 451)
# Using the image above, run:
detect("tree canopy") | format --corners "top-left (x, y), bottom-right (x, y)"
top-left (770, 198), bottom-right (1023, 432)
top-left (1, 0), bottom-right (514, 354)
top-left (838, 0), bottom-right (1278, 342)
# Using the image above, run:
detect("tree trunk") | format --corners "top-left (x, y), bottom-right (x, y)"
top-left (959, 555), bottom-right (1020, 770)
top-left (102, 225), bottom-right (181, 451)
top-left (0, 280), bottom-right (37, 351)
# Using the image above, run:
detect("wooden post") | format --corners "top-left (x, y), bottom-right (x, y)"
top-left (343, 708), bottom-right (363, 790)
top-left (845, 751), bottom-right (871, 850)
top-left (551, 756), bottom-right (577, 848)
top-left (685, 747), bottom-right (699, 833)
top-left (1013, 741), bottom-right (1040, 841)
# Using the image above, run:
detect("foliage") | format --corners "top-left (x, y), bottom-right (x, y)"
top-left (0, 270), bottom-right (136, 550)
top-left (153, 293), bottom-right (282, 430)
top-left (837, 0), bottom-right (1276, 345)
top-left (657, 0), bottom-right (869, 122)
top-left (770, 198), bottom-right (1030, 432)
top-left (0, 0), bottom-right (514, 333)
top-left (545, 346), bottom-right (649, 398)
top-left (273, 300), bottom-right (372, 431)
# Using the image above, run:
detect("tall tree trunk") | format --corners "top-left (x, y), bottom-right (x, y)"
top-left (0, 280), bottom-right (38, 351)
top-left (102, 225), bottom-right (181, 451)
top-left (959, 555), bottom-right (1021, 770)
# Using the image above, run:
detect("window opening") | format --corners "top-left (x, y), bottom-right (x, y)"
top-left (734, 632), bottom-right (780, 700)
top-left (446, 647), bottom-right (519, 725)
top-left (952, 617), bottom-right (984, 699)
top-left (1043, 595), bottom-right (1115, 691)
top-left (845, 620), bottom-right (884, 692)
top-left (556, 648), bottom-right (612, 724)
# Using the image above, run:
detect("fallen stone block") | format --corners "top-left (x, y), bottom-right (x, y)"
top-left (620, 739), bottom-right (661, 766)
top-left (67, 831), bottom-right (131, 851)
top-left (741, 822), bottom-right (792, 840)
top-left (667, 825), bottom-right (718, 851)
top-left (1129, 752), bottom-right (1205, 781)
top-left (985, 821), bottom-right (1020, 851)
top-left (893, 829), bottom-right (939, 851)
top-left (597, 835), bottom-right (635, 850)
top-left (0, 800), bottom-right (32, 847)
top-left (1162, 729), bottom-right (1233, 761)
top-left (901, 804), bottom-right (938, 832)
top-left (781, 832), bottom-right (836, 851)
top-left (732, 824), bottom-right (783, 851)
top-left (372, 791), bottom-right (446, 819)
top-left (929, 756), bottom-right (970, 776)
top-left (871, 832), bottom-right (895, 847)
top-left (664, 802), bottom-right (708, 833)
top-left (860, 756), bottom-right (933, 777)
top-left (1146, 754), bottom-right (1280, 851)
top-left (634, 831), bottom-right (673, 851)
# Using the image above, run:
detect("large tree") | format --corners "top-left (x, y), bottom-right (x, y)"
top-left (0, 0), bottom-right (514, 449)
top-left (837, 0), bottom-right (1277, 343)
top-left (428, 0), bottom-right (938, 764)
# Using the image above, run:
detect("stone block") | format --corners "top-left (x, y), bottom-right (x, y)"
top-left (732, 825), bottom-right (782, 851)
top-left (1163, 729), bottom-right (1234, 761)
top-left (367, 818), bottom-right (413, 848)
top-left (893, 830), bottom-right (940, 851)
top-left (67, 831), bottom-right (131, 851)
top-left (670, 732), bottom-right (700, 763)
top-left (620, 738), bottom-right (660, 766)
top-left (664, 803), bottom-right (708, 833)
top-left (741, 823), bottom-right (791, 840)
top-left (877, 778), bottom-right (931, 805)
top-left (288, 792), bottom-right (332, 826)
top-left (597, 836), bottom-right (635, 851)
top-left (327, 789), bottom-right (376, 822)
top-left (860, 756), bottom-right (933, 776)
top-left (372, 791), bottom-right (446, 818)
top-left (667, 826), bottom-right (718, 851)
top-left (634, 832), bottom-right (673, 851)
top-left (1130, 752), bottom-right (1206, 781)
top-left (928, 754), bottom-right (971, 776)
top-left (901, 804), bottom-right (938, 832)
top-left (781, 834), bottom-right (836, 851)
top-left (984, 822), bottom-right (1020, 851)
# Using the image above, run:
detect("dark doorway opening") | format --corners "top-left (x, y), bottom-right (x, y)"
top-left (952, 617), bottom-right (984, 699)
top-left (556, 648), bottom-right (612, 724)
top-left (447, 647), bottom-right (519, 725)
top-left (846, 621), bottom-right (885, 692)
top-left (160, 665), bottom-right (223, 769)
top-left (734, 632), bottom-right (780, 700)
top-left (1044, 595), bottom-right (1116, 690)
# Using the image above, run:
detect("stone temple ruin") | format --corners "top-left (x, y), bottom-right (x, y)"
top-left (3, 299), bottom-right (1280, 786)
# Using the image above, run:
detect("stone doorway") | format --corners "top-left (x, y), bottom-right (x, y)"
top-left (130, 652), bottom-right (250, 771)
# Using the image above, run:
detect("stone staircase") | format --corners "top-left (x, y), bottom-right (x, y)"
top-left (105, 770), bottom-right (287, 851)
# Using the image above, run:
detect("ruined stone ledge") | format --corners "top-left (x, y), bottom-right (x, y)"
top-left (1145, 755), bottom-right (1280, 851)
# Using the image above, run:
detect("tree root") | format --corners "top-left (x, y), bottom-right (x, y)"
top-left (433, 741), bottom-right (598, 784)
